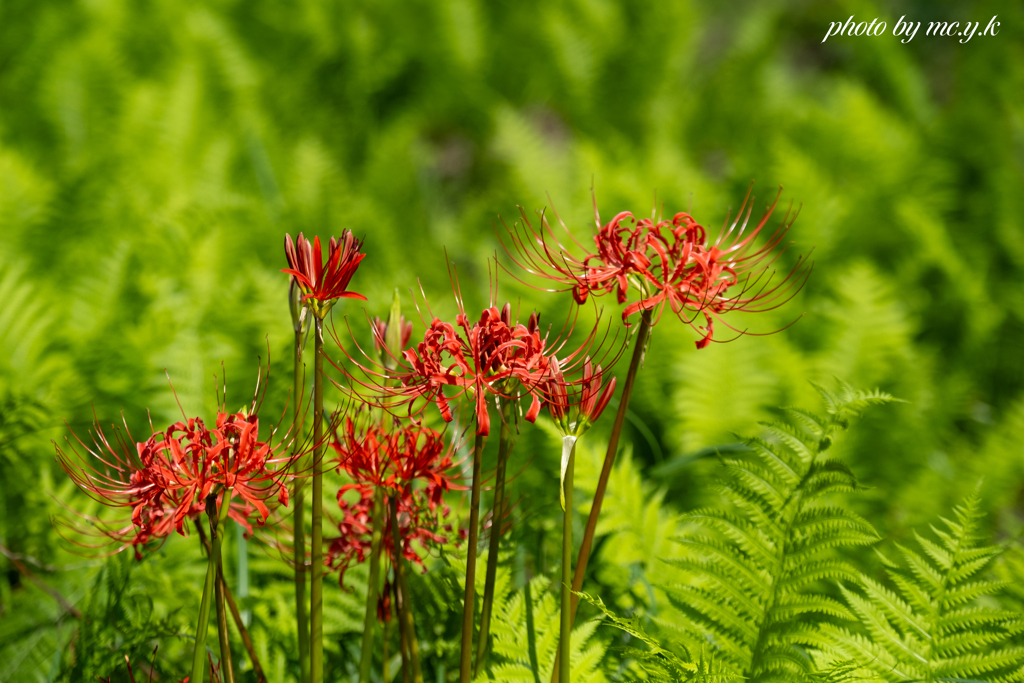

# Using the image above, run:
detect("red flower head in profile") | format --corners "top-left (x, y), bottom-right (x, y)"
top-left (500, 186), bottom-right (811, 348)
top-left (326, 418), bottom-right (461, 592)
top-left (56, 390), bottom-right (297, 559)
top-left (283, 231), bottom-right (367, 319)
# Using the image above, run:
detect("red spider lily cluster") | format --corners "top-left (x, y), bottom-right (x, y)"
top-left (326, 418), bottom-right (461, 590)
top-left (57, 410), bottom-right (293, 559)
top-left (52, 185), bottom-right (804, 682)
top-left (284, 231), bottom-right (367, 318)
top-left (502, 187), bottom-right (811, 347)
top-left (395, 303), bottom-right (553, 436)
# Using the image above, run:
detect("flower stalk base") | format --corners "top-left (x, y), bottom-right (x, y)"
top-left (191, 492), bottom-right (229, 683)
top-left (359, 487), bottom-right (385, 683)
top-left (310, 318), bottom-right (325, 683)
top-left (560, 440), bottom-right (576, 683)
top-left (459, 431), bottom-right (486, 683)
top-left (475, 397), bottom-right (515, 675)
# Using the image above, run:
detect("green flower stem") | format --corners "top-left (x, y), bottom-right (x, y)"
top-left (293, 325), bottom-right (311, 683)
top-left (215, 559), bottom-right (236, 683)
top-left (396, 578), bottom-right (410, 683)
top-left (191, 491), bottom-right (230, 683)
top-left (475, 399), bottom-right (515, 675)
top-left (310, 317), bottom-right (325, 683)
top-left (382, 609), bottom-right (390, 683)
top-left (196, 524), bottom-right (266, 681)
top-left (560, 440), bottom-right (576, 683)
top-left (551, 309), bottom-right (652, 683)
top-left (390, 495), bottom-right (423, 683)
top-left (359, 487), bottom-right (386, 683)
top-left (459, 431), bottom-right (486, 683)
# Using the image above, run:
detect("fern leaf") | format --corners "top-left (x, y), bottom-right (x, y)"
top-left (477, 575), bottom-right (609, 683)
top-left (826, 491), bottom-right (1024, 683)
top-left (658, 382), bottom-right (893, 682)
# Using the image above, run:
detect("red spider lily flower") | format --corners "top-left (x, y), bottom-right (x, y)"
top-left (283, 231), bottom-right (367, 319)
top-left (332, 418), bottom-right (462, 511)
top-left (326, 418), bottom-right (461, 591)
top-left (328, 484), bottom-right (454, 589)
top-left (499, 187), bottom-right (810, 347)
top-left (577, 211), bottom-right (654, 305)
top-left (619, 189), bottom-right (811, 347)
top-left (328, 267), bottom-right (614, 437)
top-left (340, 300), bottom-right (608, 436)
top-left (55, 416), bottom-right (187, 557)
top-left (56, 410), bottom-right (295, 559)
top-left (393, 303), bottom-right (553, 436)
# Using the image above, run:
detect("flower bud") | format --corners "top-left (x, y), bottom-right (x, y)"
top-left (371, 291), bottom-right (414, 372)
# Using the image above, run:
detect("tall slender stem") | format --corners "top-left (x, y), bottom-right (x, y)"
top-left (395, 578), bottom-right (410, 683)
top-left (293, 326), bottom-right (310, 683)
top-left (310, 317), bottom-right (325, 683)
top-left (459, 431), bottom-right (486, 683)
top-left (559, 441), bottom-right (576, 683)
top-left (359, 487), bottom-right (386, 683)
top-left (571, 310), bottom-right (650, 612)
top-left (475, 399), bottom-right (515, 674)
top-left (382, 608), bottom-right (390, 683)
top-left (196, 524), bottom-right (266, 681)
top-left (390, 496), bottom-right (423, 683)
top-left (216, 558), bottom-right (236, 683)
top-left (191, 492), bottom-right (230, 683)
top-left (551, 310), bottom-right (652, 683)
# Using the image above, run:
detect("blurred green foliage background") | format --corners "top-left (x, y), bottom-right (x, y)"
top-left (1, 0), bottom-right (1023, 680)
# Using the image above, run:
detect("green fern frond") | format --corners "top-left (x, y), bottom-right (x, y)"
top-left (821, 491), bottom-right (1024, 683)
top-left (812, 380), bottom-right (900, 419)
top-left (577, 589), bottom-right (748, 683)
top-left (661, 382), bottom-right (893, 683)
top-left (476, 575), bottom-right (609, 683)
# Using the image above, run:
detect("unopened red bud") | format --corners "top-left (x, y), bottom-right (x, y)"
top-left (592, 376), bottom-right (617, 422)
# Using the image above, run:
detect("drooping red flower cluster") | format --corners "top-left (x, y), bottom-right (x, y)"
top-left (283, 231), bottom-right (367, 318)
top-left (56, 410), bottom-right (293, 559)
top-left (502, 187), bottom-right (810, 347)
top-left (326, 418), bottom-right (460, 589)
